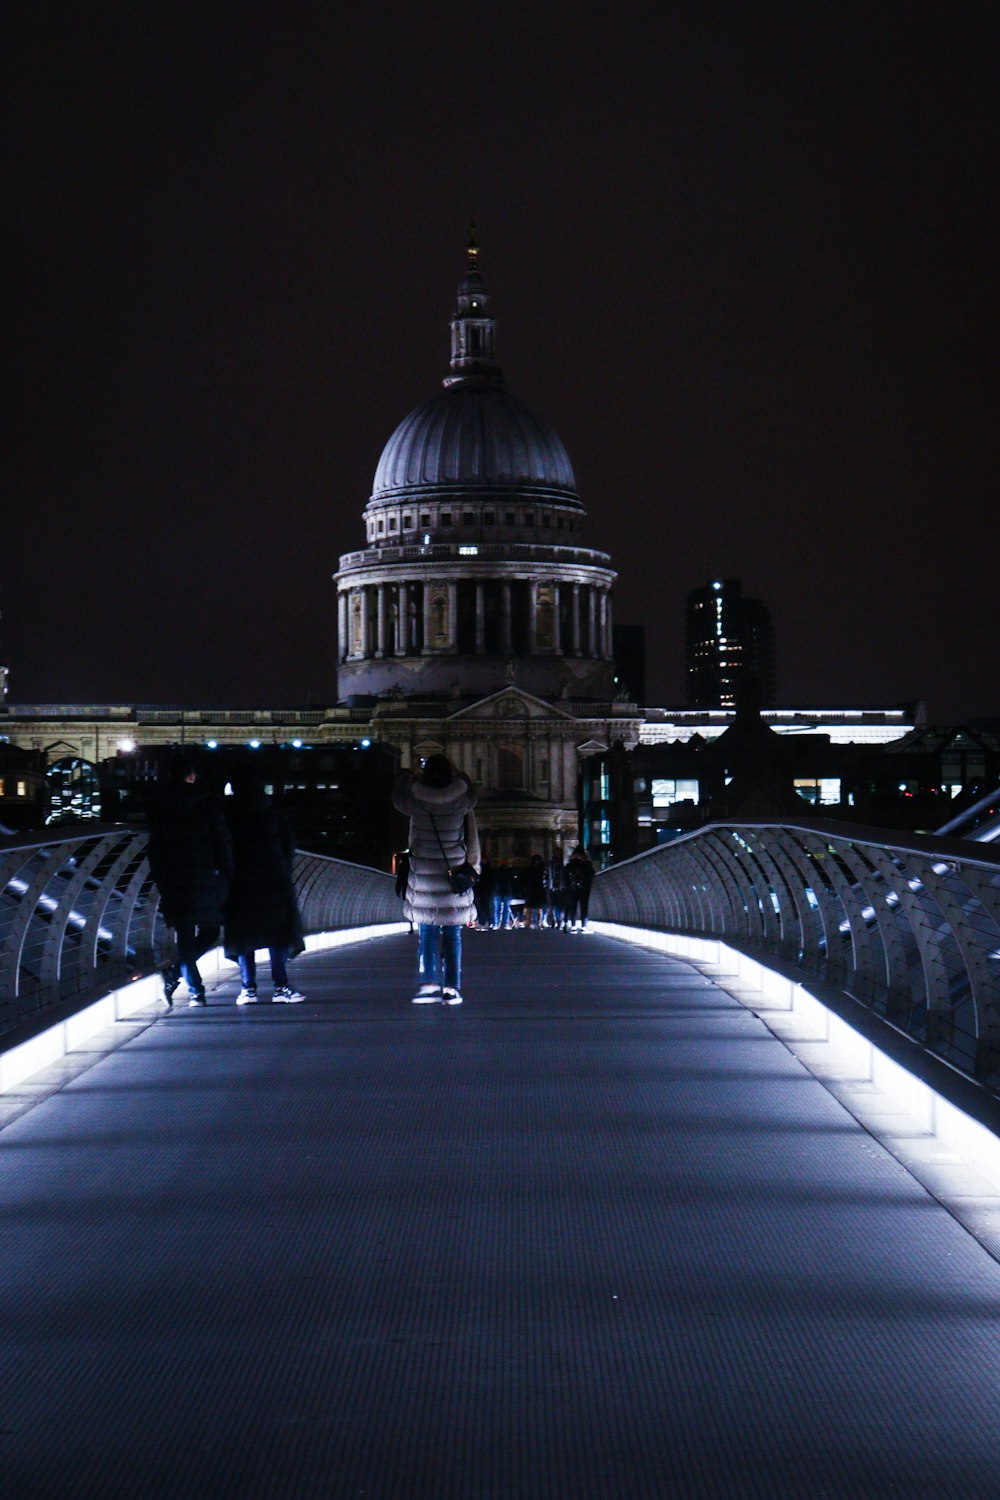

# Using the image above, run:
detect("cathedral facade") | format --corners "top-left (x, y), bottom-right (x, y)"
top-left (333, 234), bottom-right (641, 860)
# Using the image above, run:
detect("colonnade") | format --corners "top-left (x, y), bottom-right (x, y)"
top-left (338, 577), bottom-right (613, 664)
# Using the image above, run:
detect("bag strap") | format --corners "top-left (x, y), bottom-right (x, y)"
top-left (427, 811), bottom-right (453, 869)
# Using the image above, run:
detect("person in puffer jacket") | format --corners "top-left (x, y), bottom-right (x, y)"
top-left (392, 754), bottom-right (479, 1005)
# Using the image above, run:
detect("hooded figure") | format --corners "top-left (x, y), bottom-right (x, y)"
top-left (392, 754), bottom-right (479, 1003)
top-left (147, 758), bottom-right (233, 1006)
top-left (392, 756), bottom-right (479, 929)
top-left (223, 769), bottom-right (305, 1004)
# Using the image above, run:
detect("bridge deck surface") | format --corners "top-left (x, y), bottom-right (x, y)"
top-left (3, 930), bottom-right (1000, 1498)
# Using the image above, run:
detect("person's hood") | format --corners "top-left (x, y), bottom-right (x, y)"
top-left (159, 783), bottom-right (214, 814)
top-left (410, 775), bottom-right (472, 812)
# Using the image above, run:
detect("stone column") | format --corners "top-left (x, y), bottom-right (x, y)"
top-left (475, 582), bottom-right (485, 654)
top-left (338, 590), bottom-right (348, 663)
top-left (604, 592), bottom-right (613, 659)
top-left (599, 591), bottom-right (608, 658)
top-left (359, 588), bottom-right (370, 659)
top-left (376, 585), bottom-right (388, 657)
top-left (422, 582), bottom-right (433, 654)
top-left (447, 580), bottom-right (458, 650)
top-left (396, 583), bottom-right (409, 654)
top-left (572, 584), bottom-right (581, 656)
top-left (552, 582), bottom-right (562, 653)
top-left (528, 582), bottom-right (538, 650)
top-left (588, 588), bottom-right (597, 657)
top-left (501, 582), bottom-right (513, 653)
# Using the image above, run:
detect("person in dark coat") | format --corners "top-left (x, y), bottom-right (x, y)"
top-left (543, 852), bottom-right (567, 929)
top-left (147, 757), bottom-right (233, 1007)
top-left (473, 854), bottom-right (495, 929)
top-left (491, 862), bottom-right (515, 929)
top-left (564, 845), bottom-right (596, 931)
top-left (394, 849), bottom-right (413, 932)
top-left (224, 769), bottom-right (306, 1004)
top-left (522, 853), bottom-right (546, 929)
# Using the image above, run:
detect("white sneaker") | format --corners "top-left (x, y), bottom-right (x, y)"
top-left (236, 988), bottom-right (258, 1005)
top-left (442, 987), bottom-right (464, 1005)
top-left (273, 986), bottom-right (305, 1003)
top-left (412, 984), bottom-right (442, 1004)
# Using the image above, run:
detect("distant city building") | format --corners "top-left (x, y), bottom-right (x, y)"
top-left (686, 579), bottom-right (775, 708)
top-left (579, 707), bottom-right (994, 867)
top-left (612, 624), bottom-right (646, 707)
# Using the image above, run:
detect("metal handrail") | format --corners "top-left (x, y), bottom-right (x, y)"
top-left (0, 824), bottom-right (399, 1039)
top-left (592, 819), bottom-right (1000, 1087)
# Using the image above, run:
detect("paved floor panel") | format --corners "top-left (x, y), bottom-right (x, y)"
top-left (2, 931), bottom-right (1000, 1497)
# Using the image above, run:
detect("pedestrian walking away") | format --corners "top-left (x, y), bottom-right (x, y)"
top-left (392, 754), bottom-right (479, 1004)
top-left (543, 851), bottom-right (567, 929)
top-left (522, 853), bottom-right (546, 929)
top-left (564, 844), bottom-right (595, 931)
top-left (224, 768), bottom-right (306, 1004)
top-left (491, 861), bottom-right (515, 930)
top-left (146, 757), bottom-right (233, 1007)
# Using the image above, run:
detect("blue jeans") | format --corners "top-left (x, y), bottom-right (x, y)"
top-left (238, 947), bottom-right (289, 989)
top-left (418, 923), bottom-right (462, 990)
top-left (175, 922), bottom-right (220, 998)
top-left (492, 895), bottom-right (512, 928)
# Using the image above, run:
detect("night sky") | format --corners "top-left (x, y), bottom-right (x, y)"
top-left (5, 3), bottom-right (998, 722)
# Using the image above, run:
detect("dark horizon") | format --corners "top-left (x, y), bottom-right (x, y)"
top-left (6, 4), bottom-right (997, 724)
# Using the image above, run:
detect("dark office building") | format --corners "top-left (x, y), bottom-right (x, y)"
top-left (612, 623), bottom-right (646, 706)
top-left (686, 579), bottom-right (775, 708)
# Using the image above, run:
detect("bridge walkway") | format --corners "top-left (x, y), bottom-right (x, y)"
top-left (3, 930), bottom-right (1000, 1498)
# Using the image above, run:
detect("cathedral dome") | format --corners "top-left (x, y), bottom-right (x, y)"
top-left (370, 384), bottom-right (580, 503)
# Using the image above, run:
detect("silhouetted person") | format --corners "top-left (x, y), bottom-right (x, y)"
top-left (147, 757), bottom-right (232, 1007)
top-left (522, 853), bottom-right (546, 928)
top-left (224, 769), bottom-right (305, 1004)
top-left (543, 852), bottom-right (567, 928)
top-left (492, 862), bottom-right (515, 929)
top-left (564, 845), bottom-right (595, 931)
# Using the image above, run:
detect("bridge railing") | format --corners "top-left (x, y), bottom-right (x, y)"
top-left (592, 819), bottom-right (1000, 1089)
top-left (0, 825), bottom-right (400, 1040)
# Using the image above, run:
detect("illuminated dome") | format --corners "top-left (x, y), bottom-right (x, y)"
top-left (335, 229), bottom-right (616, 707)
top-left (371, 384), bottom-right (580, 503)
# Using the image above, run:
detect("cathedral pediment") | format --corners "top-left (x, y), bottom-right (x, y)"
top-left (447, 688), bottom-right (579, 723)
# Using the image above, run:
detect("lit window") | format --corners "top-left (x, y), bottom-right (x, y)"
top-left (17, 781), bottom-right (26, 797)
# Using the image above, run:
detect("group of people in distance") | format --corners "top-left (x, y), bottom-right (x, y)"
top-left (393, 752), bottom-right (597, 1006)
top-left (146, 758), bottom-right (306, 1008)
top-left (474, 848), bottom-right (595, 932)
